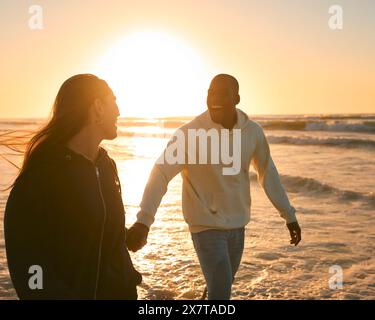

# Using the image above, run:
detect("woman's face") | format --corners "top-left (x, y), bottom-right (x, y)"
top-left (97, 93), bottom-right (120, 140)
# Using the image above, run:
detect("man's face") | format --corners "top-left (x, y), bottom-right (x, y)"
top-left (206, 81), bottom-right (238, 125)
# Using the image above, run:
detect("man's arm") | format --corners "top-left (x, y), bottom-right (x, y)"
top-left (251, 124), bottom-right (301, 245)
top-left (126, 137), bottom-right (186, 251)
top-left (136, 162), bottom-right (183, 227)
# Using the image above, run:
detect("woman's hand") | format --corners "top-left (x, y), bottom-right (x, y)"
top-left (126, 222), bottom-right (149, 252)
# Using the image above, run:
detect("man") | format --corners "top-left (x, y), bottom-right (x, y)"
top-left (126, 74), bottom-right (301, 300)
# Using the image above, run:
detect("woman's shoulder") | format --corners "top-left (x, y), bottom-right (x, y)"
top-left (13, 165), bottom-right (49, 194)
top-left (98, 146), bottom-right (117, 169)
top-left (14, 146), bottom-right (67, 186)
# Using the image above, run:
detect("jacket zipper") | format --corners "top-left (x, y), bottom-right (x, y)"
top-left (93, 166), bottom-right (107, 299)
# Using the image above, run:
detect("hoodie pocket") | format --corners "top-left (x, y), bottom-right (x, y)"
top-left (208, 193), bottom-right (218, 214)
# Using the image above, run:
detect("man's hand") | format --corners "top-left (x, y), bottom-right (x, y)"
top-left (126, 222), bottom-right (149, 252)
top-left (287, 221), bottom-right (301, 246)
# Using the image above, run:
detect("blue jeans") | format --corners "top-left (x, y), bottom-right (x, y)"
top-left (191, 228), bottom-right (245, 300)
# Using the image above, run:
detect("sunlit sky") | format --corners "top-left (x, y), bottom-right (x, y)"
top-left (1, 0), bottom-right (374, 118)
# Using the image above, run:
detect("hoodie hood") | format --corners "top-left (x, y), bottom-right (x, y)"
top-left (26, 144), bottom-right (109, 171)
top-left (200, 108), bottom-right (250, 131)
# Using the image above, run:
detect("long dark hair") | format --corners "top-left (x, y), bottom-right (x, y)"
top-left (0, 74), bottom-right (112, 190)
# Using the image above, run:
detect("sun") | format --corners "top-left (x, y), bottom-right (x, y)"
top-left (94, 31), bottom-right (213, 118)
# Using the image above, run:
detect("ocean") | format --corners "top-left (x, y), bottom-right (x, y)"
top-left (0, 113), bottom-right (374, 299)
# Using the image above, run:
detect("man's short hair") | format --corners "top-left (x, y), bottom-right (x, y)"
top-left (210, 74), bottom-right (239, 93)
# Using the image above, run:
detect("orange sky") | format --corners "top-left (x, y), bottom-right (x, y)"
top-left (1, 0), bottom-right (374, 118)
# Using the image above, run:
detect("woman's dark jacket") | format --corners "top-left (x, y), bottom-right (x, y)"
top-left (4, 145), bottom-right (142, 299)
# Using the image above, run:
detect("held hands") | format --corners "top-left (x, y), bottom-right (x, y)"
top-left (286, 221), bottom-right (301, 246)
top-left (126, 221), bottom-right (301, 250)
top-left (126, 222), bottom-right (149, 252)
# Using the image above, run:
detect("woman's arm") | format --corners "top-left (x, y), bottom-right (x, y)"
top-left (4, 169), bottom-right (77, 299)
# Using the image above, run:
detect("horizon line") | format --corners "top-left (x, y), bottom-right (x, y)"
top-left (1, 112), bottom-right (375, 122)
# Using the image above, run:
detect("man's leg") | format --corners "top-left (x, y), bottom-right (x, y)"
top-left (227, 228), bottom-right (245, 283)
top-left (191, 229), bottom-right (233, 300)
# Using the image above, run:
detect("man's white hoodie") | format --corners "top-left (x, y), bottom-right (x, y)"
top-left (137, 108), bottom-right (297, 233)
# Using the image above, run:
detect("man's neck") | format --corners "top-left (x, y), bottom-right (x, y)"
top-left (221, 111), bottom-right (238, 130)
top-left (66, 127), bottom-right (101, 162)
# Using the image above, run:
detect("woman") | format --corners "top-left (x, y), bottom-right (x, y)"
top-left (3, 74), bottom-right (142, 299)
